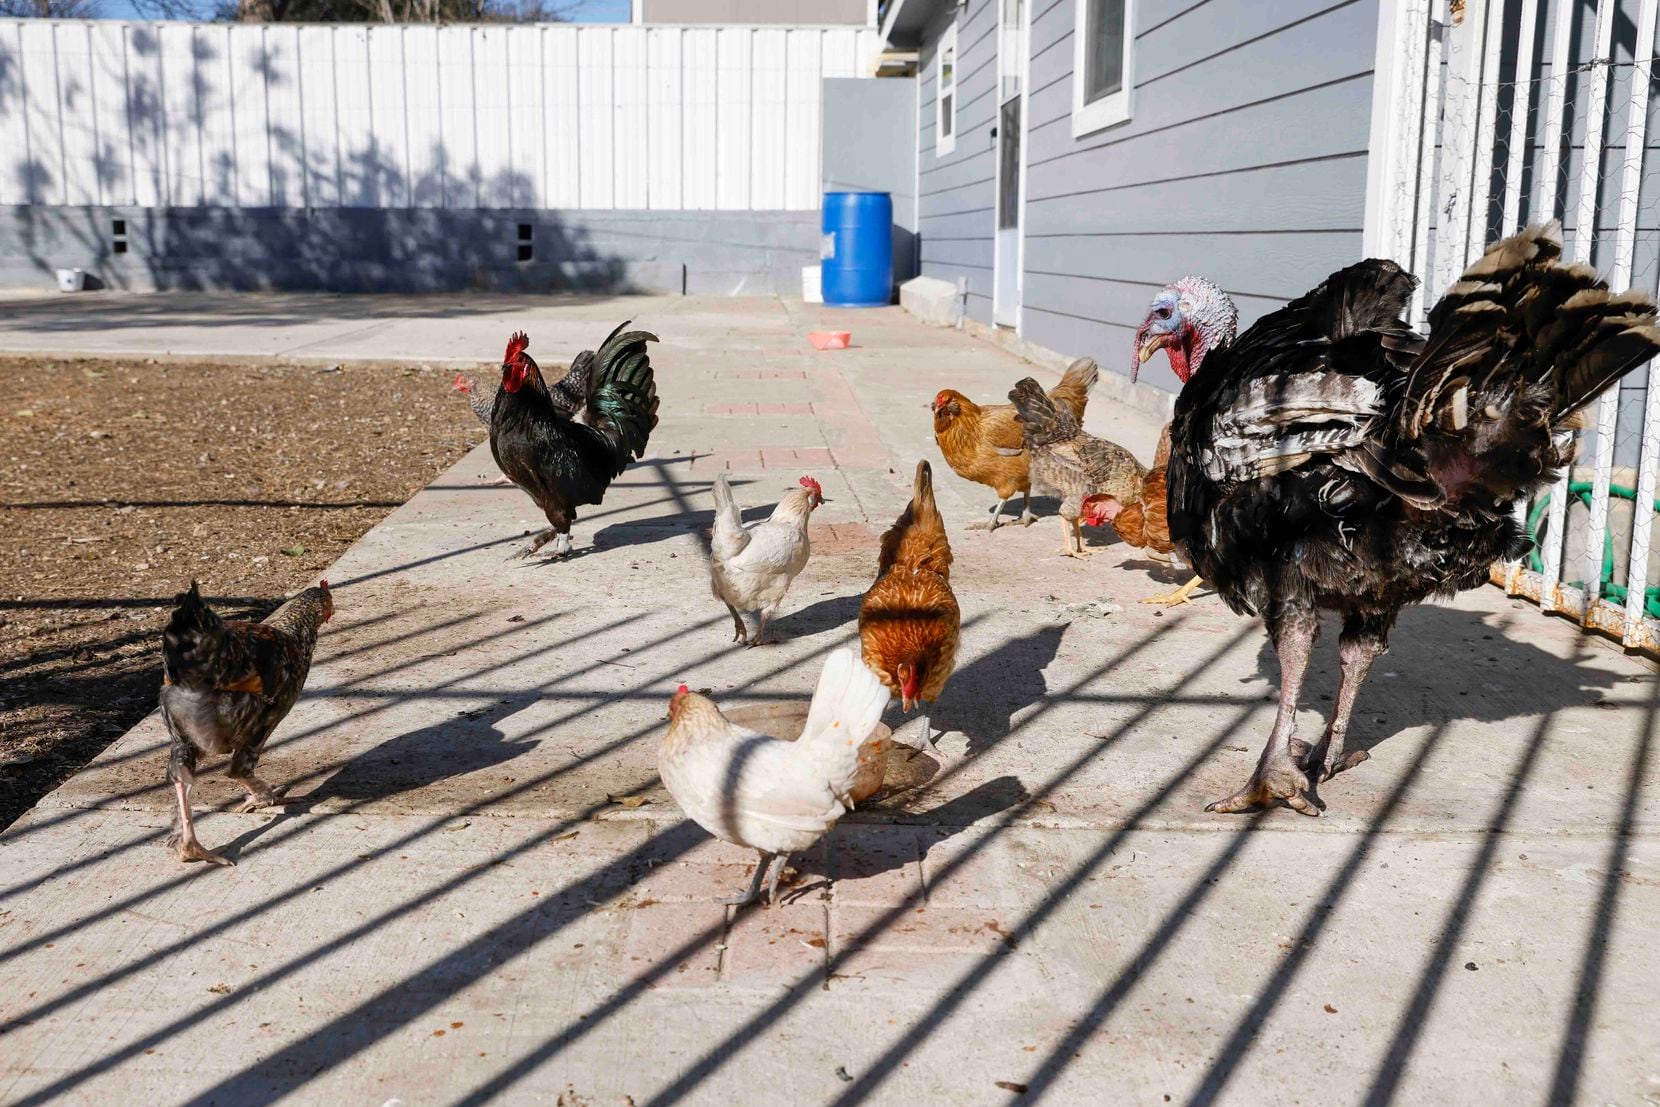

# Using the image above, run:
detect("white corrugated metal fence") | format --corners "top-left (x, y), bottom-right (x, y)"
top-left (0, 20), bottom-right (879, 211)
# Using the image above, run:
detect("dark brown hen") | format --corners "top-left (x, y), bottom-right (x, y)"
top-left (1139, 225), bottom-right (1660, 816)
top-left (159, 580), bottom-right (333, 864)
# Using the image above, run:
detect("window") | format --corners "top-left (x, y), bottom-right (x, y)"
top-left (936, 20), bottom-right (958, 156)
top-left (1072, 0), bottom-right (1133, 137)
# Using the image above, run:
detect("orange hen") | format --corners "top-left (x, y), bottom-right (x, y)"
top-left (932, 358), bottom-right (1098, 530)
top-left (860, 460), bottom-right (960, 754)
top-left (1080, 425), bottom-right (1204, 605)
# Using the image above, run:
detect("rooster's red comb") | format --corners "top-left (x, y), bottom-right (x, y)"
top-left (504, 331), bottom-right (530, 364)
top-left (799, 476), bottom-right (823, 500)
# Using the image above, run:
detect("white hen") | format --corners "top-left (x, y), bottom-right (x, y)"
top-left (659, 648), bottom-right (890, 905)
top-left (709, 472), bottom-right (824, 646)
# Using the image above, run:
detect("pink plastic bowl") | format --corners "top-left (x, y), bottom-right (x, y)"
top-left (807, 330), bottom-right (852, 350)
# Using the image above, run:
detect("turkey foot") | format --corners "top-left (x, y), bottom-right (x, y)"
top-left (1141, 575), bottom-right (1204, 607)
top-left (1298, 740), bottom-right (1371, 783)
top-left (1206, 738), bottom-right (1321, 816)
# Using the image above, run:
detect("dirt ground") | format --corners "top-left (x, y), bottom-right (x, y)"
top-left (0, 355), bottom-right (482, 831)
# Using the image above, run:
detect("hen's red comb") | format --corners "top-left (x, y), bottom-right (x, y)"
top-left (799, 475), bottom-right (823, 500)
top-left (319, 579), bottom-right (330, 590)
top-left (451, 371), bottom-right (471, 392)
top-left (504, 331), bottom-right (530, 364)
top-left (676, 683), bottom-right (689, 694)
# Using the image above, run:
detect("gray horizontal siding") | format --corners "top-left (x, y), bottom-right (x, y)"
top-left (916, 0), bottom-right (999, 321)
top-left (1020, 0), bottom-right (1380, 394)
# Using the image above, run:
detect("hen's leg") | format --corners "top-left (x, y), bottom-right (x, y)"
top-left (718, 851), bottom-right (774, 906)
top-left (166, 746), bottom-right (231, 866)
top-left (1019, 491), bottom-right (1037, 527)
top-left (1060, 515), bottom-right (1092, 559)
top-left (760, 852), bottom-right (790, 905)
top-left (969, 498), bottom-right (1010, 530)
top-left (1207, 607), bottom-right (1321, 817)
top-left (228, 739), bottom-right (288, 813)
top-left (1303, 612), bottom-right (1390, 782)
top-left (747, 604), bottom-right (779, 648)
top-left (723, 601), bottom-right (749, 644)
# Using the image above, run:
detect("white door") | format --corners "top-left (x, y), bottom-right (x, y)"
top-left (992, 0), bottom-right (1026, 328)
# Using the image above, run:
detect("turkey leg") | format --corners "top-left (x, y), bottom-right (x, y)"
top-left (1301, 613), bottom-right (1387, 782)
top-left (1207, 608), bottom-right (1320, 816)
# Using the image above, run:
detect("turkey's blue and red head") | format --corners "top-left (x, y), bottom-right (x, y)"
top-left (500, 331), bottom-right (537, 393)
top-left (1132, 277), bottom-right (1238, 385)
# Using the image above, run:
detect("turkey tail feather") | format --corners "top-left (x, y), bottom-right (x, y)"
top-left (1405, 223), bottom-right (1660, 437)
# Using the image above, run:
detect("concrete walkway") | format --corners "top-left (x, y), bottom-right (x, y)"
top-left (1, 292), bottom-right (1656, 1106)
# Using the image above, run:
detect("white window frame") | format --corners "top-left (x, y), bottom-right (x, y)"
top-left (936, 19), bottom-right (959, 156)
top-left (1071, 0), bottom-right (1134, 138)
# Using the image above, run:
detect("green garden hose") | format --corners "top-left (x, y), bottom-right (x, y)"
top-left (1526, 480), bottom-right (1660, 618)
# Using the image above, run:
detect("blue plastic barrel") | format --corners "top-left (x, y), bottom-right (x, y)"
top-left (821, 191), bottom-right (893, 307)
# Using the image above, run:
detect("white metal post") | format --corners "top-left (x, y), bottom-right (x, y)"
top-left (1494, 0), bottom-right (1536, 588)
top-left (1362, 0), bottom-right (1434, 266)
top-left (1532, 0), bottom-right (1574, 608)
top-left (1619, 0), bottom-right (1660, 643)
top-left (1430, 0), bottom-right (1489, 300)
top-left (1497, 0), bottom-right (1537, 234)
top-left (1575, 0), bottom-right (1618, 610)
top-left (1409, 1), bottom-right (1449, 324)
top-left (1464, 0), bottom-right (1506, 260)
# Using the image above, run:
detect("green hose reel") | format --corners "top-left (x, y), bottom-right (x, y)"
top-left (1525, 480), bottom-right (1660, 619)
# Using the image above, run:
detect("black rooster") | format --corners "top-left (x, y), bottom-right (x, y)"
top-left (160, 580), bottom-right (334, 864)
top-left (489, 323), bottom-right (660, 559)
top-left (1134, 225), bottom-right (1660, 815)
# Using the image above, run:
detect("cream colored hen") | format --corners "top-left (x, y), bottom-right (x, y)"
top-left (659, 649), bottom-right (889, 906)
top-left (709, 473), bottom-right (824, 646)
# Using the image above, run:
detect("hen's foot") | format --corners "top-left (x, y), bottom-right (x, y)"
top-left (485, 474), bottom-right (514, 487)
top-left (719, 852), bottom-right (783, 907)
top-left (1141, 576), bottom-right (1203, 607)
top-left (1019, 510), bottom-right (1038, 527)
top-left (1206, 740), bottom-right (1321, 817)
top-left (166, 832), bottom-right (233, 866)
top-left (237, 786), bottom-right (289, 813)
top-left (1060, 547), bottom-right (1093, 560)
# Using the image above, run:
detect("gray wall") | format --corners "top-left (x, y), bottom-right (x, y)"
top-left (822, 76), bottom-right (921, 286)
top-left (916, 0), bottom-right (1000, 325)
top-left (1019, 0), bottom-right (1381, 394)
top-left (910, 0), bottom-right (1381, 388)
top-left (642, 0), bottom-right (870, 23)
top-left (0, 206), bottom-right (818, 296)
